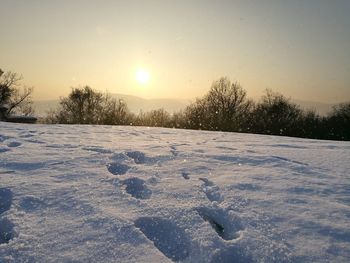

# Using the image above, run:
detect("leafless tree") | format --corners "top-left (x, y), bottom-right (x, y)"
top-left (135, 108), bottom-right (171, 127)
top-left (184, 77), bottom-right (252, 131)
top-left (250, 89), bottom-right (303, 136)
top-left (0, 69), bottom-right (34, 116)
top-left (49, 86), bottom-right (134, 125)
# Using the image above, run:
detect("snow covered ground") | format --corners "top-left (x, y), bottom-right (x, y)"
top-left (0, 122), bottom-right (349, 263)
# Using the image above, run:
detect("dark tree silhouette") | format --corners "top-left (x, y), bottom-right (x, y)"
top-left (48, 86), bottom-right (133, 125)
top-left (0, 69), bottom-right (34, 116)
top-left (55, 86), bottom-right (104, 124)
top-left (297, 109), bottom-right (325, 139)
top-left (250, 90), bottom-right (303, 136)
top-left (184, 98), bottom-right (208, 130)
top-left (100, 96), bottom-right (133, 125)
top-left (184, 77), bottom-right (252, 131)
top-left (135, 109), bottom-right (171, 127)
top-left (326, 102), bottom-right (350, 140)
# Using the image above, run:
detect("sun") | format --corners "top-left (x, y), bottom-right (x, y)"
top-left (135, 69), bottom-right (150, 85)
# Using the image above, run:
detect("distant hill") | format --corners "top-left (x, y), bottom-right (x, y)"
top-left (33, 94), bottom-right (190, 117)
top-left (109, 93), bottom-right (189, 114)
top-left (33, 100), bottom-right (60, 117)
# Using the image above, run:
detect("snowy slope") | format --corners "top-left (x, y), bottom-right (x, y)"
top-left (0, 122), bottom-right (349, 263)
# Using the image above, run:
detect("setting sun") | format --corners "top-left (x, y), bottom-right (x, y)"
top-left (135, 69), bottom-right (150, 85)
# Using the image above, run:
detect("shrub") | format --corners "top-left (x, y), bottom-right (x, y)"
top-left (184, 77), bottom-right (252, 131)
top-left (250, 90), bottom-right (303, 136)
top-left (47, 86), bottom-right (133, 125)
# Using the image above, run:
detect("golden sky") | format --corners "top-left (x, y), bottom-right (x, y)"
top-left (1, 0), bottom-right (349, 103)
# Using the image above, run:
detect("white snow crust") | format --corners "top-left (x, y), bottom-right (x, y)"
top-left (0, 122), bottom-right (349, 262)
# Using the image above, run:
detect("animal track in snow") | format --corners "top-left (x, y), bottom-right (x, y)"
top-left (199, 178), bottom-right (224, 203)
top-left (196, 206), bottom-right (244, 241)
top-left (107, 163), bottom-right (130, 175)
top-left (122, 177), bottom-right (152, 199)
top-left (135, 217), bottom-right (190, 262)
top-left (126, 151), bottom-right (146, 164)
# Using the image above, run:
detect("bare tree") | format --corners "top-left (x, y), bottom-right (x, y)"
top-left (55, 86), bottom-right (104, 124)
top-left (184, 77), bottom-right (252, 131)
top-left (100, 96), bottom-right (133, 125)
top-left (326, 102), bottom-right (350, 140)
top-left (135, 108), bottom-right (171, 127)
top-left (49, 86), bottom-right (134, 125)
top-left (250, 89), bottom-right (303, 136)
top-left (0, 69), bottom-right (34, 116)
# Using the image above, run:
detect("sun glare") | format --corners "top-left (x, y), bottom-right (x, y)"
top-left (135, 69), bottom-right (150, 85)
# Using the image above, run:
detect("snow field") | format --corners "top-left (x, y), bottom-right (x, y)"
top-left (0, 123), bottom-right (349, 262)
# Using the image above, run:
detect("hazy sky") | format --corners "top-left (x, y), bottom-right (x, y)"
top-left (1, 0), bottom-right (349, 102)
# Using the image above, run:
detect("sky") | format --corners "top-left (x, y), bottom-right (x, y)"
top-left (0, 0), bottom-right (349, 103)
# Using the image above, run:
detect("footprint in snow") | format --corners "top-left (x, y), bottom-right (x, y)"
top-left (19, 196), bottom-right (45, 212)
top-left (7, 141), bottom-right (22, 148)
top-left (122, 177), bottom-right (152, 199)
top-left (0, 188), bottom-right (14, 244)
top-left (0, 218), bottom-right (14, 244)
top-left (199, 177), bottom-right (224, 203)
top-left (107, 163), bottom-right (130, 175)
top-left (210, 247), bottom-right (253, 263)
top-left (0, 188), bottom-right (12, 215)
top-left (126, 151), bottom-right (146, 164)
top-left (107, 152), bottom-right (145, 176)
top-left (135, 217), bottom-right (191, 262)
top-left (170, 145), bottom-right (178, 156)
top-left (0, 147), bottom-right (10, 153)
top-left (0, 135), bottom-right (11, 143)
top-left (196, 206), bottom-right (244, 241)
top-left (181, 172), bottom-right (190, 180)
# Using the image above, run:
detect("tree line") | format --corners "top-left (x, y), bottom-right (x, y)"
top-left (1, 69), bottom-right (349, 141)
top-left (44, 77), bottom-right (349, 141)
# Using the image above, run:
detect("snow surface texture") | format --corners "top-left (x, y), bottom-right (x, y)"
top-left (0, 123), bottom-right (349, 263)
